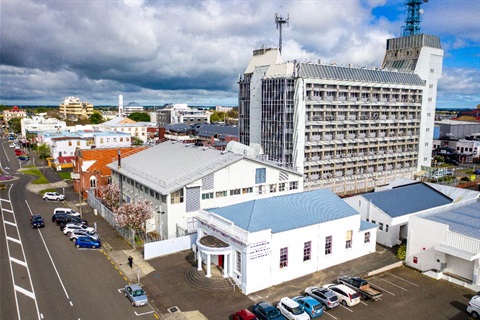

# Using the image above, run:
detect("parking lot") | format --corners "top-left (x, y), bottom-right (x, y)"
top-left (251, 267), bottom-right (476, 320)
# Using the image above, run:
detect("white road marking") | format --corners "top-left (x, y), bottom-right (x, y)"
top-left (339, 304), bottom-right (354, 312)
top-left (4, 220), bottom-right (16, 226)
top-left (70, 301), bottom-right (74, 306)
top-left (10, 257), bottom-right (27, 267)
top-left (386, 272), bottom-right (420, 287)
top-left (323, 311), bottom-right (337, 319)
top-left (6, 235), bottom-right (21, 243)
top-left (3, 208), bottom-right (14, 213)
top-left (368, 282), bottom-right (396, 296)
top-left (376, 277), bottom-right (408, 291)
top-left (14, 285), bottom-right (35, 299)
top-left (135, 311), bottom-right (155, 316)
top-left (360, 300), bottom-right (368, 306)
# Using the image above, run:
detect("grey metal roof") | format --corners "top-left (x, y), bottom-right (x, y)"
top-left (208, 189), bottom-right (359, 233)
top-left (423, 199), bottom-right (480, 240)
top-left (165, 123), bottom-right (192, 133)
top-left (298, 64), bottom-right (425, 86)
top-left (362, 183), bottom-right (452, 218)
top-left (196, 124), bottom-right (239, 137)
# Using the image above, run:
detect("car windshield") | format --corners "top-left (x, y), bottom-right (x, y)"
top-left (32, 216), bottom-right (42, 221)
top-left (350, 292), bottom-right (360, 299)
top-left (267, 309), bottom-right (281, 318)
top-left (291, 306), bottom-right (304, 315)
top-left (133, 289), bottom-right (145, 297)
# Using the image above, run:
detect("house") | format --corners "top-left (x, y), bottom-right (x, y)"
top-left (73, 147), bottom-right (148, 199)
top-left (21, 116), bottom-right (67, 137)
top-left (406, 198), bottom-right (480, 292)
top-left (344, 182), bottom-right (454, 247)
top-left (3, 105), bottom-right (27, 124)
top-left (195, 189), bottom-right (377, 294)
top-left (107, 141), bottom-right (303, 239)
top-left (100, 117), bottom-right (156, 143)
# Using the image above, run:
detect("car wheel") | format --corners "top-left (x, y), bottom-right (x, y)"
top-left (125, 292), bottom-right (128, 297)
top-left (92, 245), bottom-right (96, 249)
top-left (32, 225), bottom-right (35, 229)
top-left (76, 244), bottom-right (80, 248)
top-left (472, 311), bottom-right (479, 318)
top-left (56, 198), bottom-right (60, 201)
top-left (322, 304), bottom-right (327, 311)
top-left (131, 301), bottom-right (135, 306)
top-left (341, 300), bottom-right (347, 306)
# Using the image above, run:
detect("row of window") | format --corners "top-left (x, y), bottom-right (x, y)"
top-left (367, 219), bottom-right (389, 232)
top-left (201, 182), bottom-right (298, 200)
top-left (279, 232), bottom-right (371, 268)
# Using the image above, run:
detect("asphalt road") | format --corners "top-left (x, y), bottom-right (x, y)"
top-left (0, 139), bottom-right (154, 320)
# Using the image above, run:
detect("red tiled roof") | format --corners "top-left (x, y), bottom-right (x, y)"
top-left (57, 156), bottom-right (75, 163)
top-left (80, 147), bottom-right (148, 175)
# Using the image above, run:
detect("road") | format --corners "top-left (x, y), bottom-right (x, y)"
top-left (0, 140), bottom-right (155, 319)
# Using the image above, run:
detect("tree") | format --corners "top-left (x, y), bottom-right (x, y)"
top-left (36, 143), bottom-right (50, 160)
top-left (89, 111), bottom-right (104, 124)
top-left (128, 112), bottom-right (151, 122)
top-left (8, 118), bottom-right (21, 134)
top-left (115, 200), bottom-right (153, 230)
top-left (210, 111), bottom-right (225, 123)
top-left (131, 136), bottom-right (143, 145)
top-left (98, 184), bottom-right (121, 211)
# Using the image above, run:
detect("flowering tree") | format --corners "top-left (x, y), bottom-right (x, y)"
top-left (115, 200), bottom-right (153, 230)
top-left (98, 184), bottom-right (121, 211)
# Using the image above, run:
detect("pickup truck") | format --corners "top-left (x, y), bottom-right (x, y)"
top-left (337, 276), bottom-right (382, 301)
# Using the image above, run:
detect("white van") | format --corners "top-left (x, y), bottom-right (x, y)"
top-left (467, 295), bottom-right (480, 318)
top-left (53, 208), bottom-right (80, 217)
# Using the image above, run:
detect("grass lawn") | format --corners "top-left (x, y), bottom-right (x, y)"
top-left (58, 171), bottom-right (71, 180)
top-left (19, 167), bottom-right (49, 184)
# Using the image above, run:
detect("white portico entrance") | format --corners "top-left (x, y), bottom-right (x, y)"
top-left (196, 235), bottom-right (231, 278)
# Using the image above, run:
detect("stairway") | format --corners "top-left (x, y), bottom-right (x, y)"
top-left (184, 267), bottom-right (236, 292)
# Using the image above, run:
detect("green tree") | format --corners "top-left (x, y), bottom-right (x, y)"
top-left (8, 118), bottom-right (21, 134)
top-left (131, 136), bottom-right (143, 145)
top-left (89, 111), bottom-right (104, 124)
top-left (36, 143), bottom-right (51, 160)
top-left (128, 112), bottom-right (150, 122)
top-left (210, 111), bottom-right (225, 123)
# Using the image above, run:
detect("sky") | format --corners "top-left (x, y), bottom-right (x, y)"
top-left (0, 0), bottom-right (479, 109)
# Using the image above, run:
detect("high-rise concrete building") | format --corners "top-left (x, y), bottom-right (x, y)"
top-left (59, 97), bottom-right (94, 120)
top-left (239, 32), bottom-right (443, 194)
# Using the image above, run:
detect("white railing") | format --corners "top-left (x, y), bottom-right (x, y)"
top-left (445, 231), bottom-right (480, 254)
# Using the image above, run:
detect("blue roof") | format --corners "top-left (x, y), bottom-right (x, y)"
top-left (423, 199), bottom-right (480, 240)
top-left (209, 189), bottom-right (359, 233)
top-left (362, 183), bottom-right (452, 218)
top-left (360, 220), bottom-right (378, 231)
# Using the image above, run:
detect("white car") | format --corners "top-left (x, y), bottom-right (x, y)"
top-left (53, 207), bottom-right (80, 217)
top-left (322, 284), bottom-right (361, 307)
top-left (43, 192), bottom-right (65, 201)
top-left (276, 297), bottom-right (310, 320)
top-left (62, 223), bottom-right (95, 235)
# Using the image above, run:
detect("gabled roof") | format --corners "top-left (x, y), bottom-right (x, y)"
top-left (108, 141), bottom-right (300, 195)
top-left (362, 182), bottom-right (453, 218)
top-left (208, 189), bottom-right (359, 233)
top-left (79, 147), bottom-right (148, 176)
top-left (422, 199), bottom-right (480, 240)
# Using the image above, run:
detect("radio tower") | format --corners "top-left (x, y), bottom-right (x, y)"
top-left (402, 0), bottom-right (428, 36)
top-left (275, 13), bottom-right (289, 54)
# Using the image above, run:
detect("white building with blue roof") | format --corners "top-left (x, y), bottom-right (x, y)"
top-left (345, 182), bottom-right (454, 247)
top-left (195, 189), bottom-right (377, 294)
top-left (406, 198), bottom-right (480, 292)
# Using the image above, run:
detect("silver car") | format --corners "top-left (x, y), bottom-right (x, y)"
top-left (124, 284), bottom-right (148, 307)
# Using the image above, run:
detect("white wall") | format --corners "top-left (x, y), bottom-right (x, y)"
top-left (52, 139), bottom-right (88, 159)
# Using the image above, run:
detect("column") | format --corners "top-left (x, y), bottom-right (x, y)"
top-left (222, 253), bottom-right (228, 278)
top-left (197, 250), bottom-right (202, 271)
top-left (206, 253), bottom-right (212, 277)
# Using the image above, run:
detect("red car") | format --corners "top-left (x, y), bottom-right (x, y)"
top-left (233, 309), bottom-right (258, 320)
top-left (15, 149), bottom-right (22, 156)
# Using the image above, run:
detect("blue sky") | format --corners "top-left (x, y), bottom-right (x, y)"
top-left (0, 0), bottom-right (478, 109)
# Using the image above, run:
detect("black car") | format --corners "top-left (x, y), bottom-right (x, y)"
top-left (53, 213), bottom-right (88, 226)
top-left (30, 215), bottom-right (45, 228)
top-left (445, 158), bottom-right (459, 165)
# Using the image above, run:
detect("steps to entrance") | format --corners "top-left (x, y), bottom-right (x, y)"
top-left (184, 267), bottom-right (235, 292)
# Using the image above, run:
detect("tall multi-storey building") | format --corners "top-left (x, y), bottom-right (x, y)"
top-left (59, 97), bottom-right (94, 120)
top-left (239, 27), bottom-right (443, 194)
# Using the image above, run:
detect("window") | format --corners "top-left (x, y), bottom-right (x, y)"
top-left (216, 190), bottom-right (227, 198)
top-left (303, 241), bottom-right (312, 261)
top-left (346, 230), bottom-right (352, 249)
top-left (257, 185), bottom-right (264, 194)
top-left (242, 187), bottom-right (253, 194)
top-left (230, 188), bottom-right (241, 196)
top-left (235, 251), bottom-right (241, 273)
top-left (77, 141), bottom-right (80, 146)
top-left (289, 181), bottom-right (298, 190)
top-left (170, 189), bottom-right (184, 204)
top-left (364, 232), bottom-right (370, 244)
top-left (201, 192), bottom-right (214, 200)
top-left (379, 222), bottom-right (384, 231)
top-left (386, 224), bottom-right (389, 232)
top-left (280, 247), bottom-right (288, 268)
top-left (255, 168), bottom-right (266, 184)
top-left (89, 176), bottom-right (97, 188)
top-left (269, 184), bottom-right (276, 193)
top-left (325, 236), bottom-right (332, 255)
top-left (372, 220), bottom-right (376, 224)
top-left (279, 182), bottom-right (286, 192)
top-left (68, 141), bottom-right (72, 146)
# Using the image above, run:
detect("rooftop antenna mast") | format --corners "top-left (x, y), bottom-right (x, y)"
top-left (275, 13), bottom-right (289, 54)
top-left (402, 0), bottom-right (428, 36)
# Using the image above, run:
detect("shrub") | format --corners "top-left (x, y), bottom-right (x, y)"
top-left (397, 244), bottom-right (406, 260)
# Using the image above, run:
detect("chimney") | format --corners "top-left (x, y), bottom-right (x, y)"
top-left (117, 149), bottom-right (121, 168)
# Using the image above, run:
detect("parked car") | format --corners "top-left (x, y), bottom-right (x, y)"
top-left (62, 223), bottom-right (95, 235)
top-left (292, 296), bottom-right (324, 318)
top-left (233, 309), bottom-right (258, 320)
top-left (305, 286), bottom-right (340, 310)
top-left (74, 236), bottom-right (101, 249)
top-left (474, 169), bottom-right (480, 175)
top-left (18, 155), bottom-right (29, 161)
top-left (337, 276), bottom-right (383, 301)
top-left (252, 301), bottom-right (286, 320)
top-left (467, 295), bottom-right (480, 318)
top-left (276, 297), bottom-right (310, 320)
top-left (15, 149), bottom-right (22, 156)
top-left (445, 158), bottom-right (459, 165)
top-left (67, 229), bottom-right (100, 241)
top-left (323, 284), bottom-right (360, 307)
top-left (43, 192), bottom-right (65, 201)
top-left (54, 214), bottom-right (88, 226)
top-left (124, 284), bottom-right (148, 306)
top-left (53, 207), bottom-right (80, 217)
top-left (9, 143), bottom-right (15, 148)
top-left (30, 215), bottom-right (45, 228)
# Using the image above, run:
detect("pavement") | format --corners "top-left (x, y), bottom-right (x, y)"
top-left (25, 160), bottom-right (402, 320)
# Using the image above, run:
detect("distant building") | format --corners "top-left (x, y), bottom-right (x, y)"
top-left (124, 102), bottom-right (144, 116)
top-left (21, 116), bottom-right (67, 137)
top-left (3, 106), bottom-right (27, 123)
top-left (434, 120), bottom-right (480, 140)
top-left (454, 105), bottom-right (480, 122)
top-left (59, 97), bottom-right (94, 120)
top-left (100, 117), bottom-right (156, 143)
top-left (157, 104), bottom-right (210, 126)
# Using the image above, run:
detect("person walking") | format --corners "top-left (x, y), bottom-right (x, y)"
top-left (128, 256), bottom-right (133, 268)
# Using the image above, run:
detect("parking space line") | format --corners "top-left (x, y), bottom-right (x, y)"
top-left (14, 284), bottom-right (35, 299)
top-left (2, 208), bottom-right (13, 213)
top-left (385, 272), bottom-right (420, 287)
top-left (339, 304), bottom-right (353, 312)
top-left (368, 282), bottom-right (395, 296)
top-left (10, 256), bottom-right (27, 267)
top-left (376, 277), bottom-right (408, 291)
top-left (135, 310), bottom-right (155, 316)
top-left (360, 301), bottom-right (368, 306)
top-left (6, 235), bottom-right (21, 243)
top-left (4, 220), bottom-right (16, 226)
top-left (323, 311), bottom-right (337, 319)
